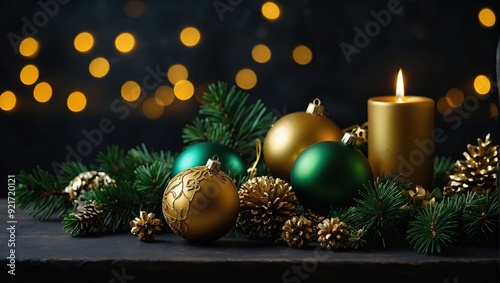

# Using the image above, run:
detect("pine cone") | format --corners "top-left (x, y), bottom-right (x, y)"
top-left (238, 176), bottom-right (297, 237)
top-left (303, 209), bottom-right (326, 238)
top-left (64, 171), bottom-right (115, 201)
top-left (74, 201), bottom-right (104, 234)
top-left (444, 134), bottom-right (498, 196)
top-left (280, 215), bottom-right (313, 248)
top-left (130, 211), bottom-right (163, 241)
top-left (317, 217), bottom-right (350, 250)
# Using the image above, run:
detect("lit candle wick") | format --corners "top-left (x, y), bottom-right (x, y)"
top-left (396, 68), bottom-right (404, 102)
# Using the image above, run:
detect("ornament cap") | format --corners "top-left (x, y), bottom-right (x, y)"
top-left (306, 98), bottom-right (325, 115)
top-left (341, 132), bottom-right (357, 146)
top-left (206, 155), bottom-right (221, 171)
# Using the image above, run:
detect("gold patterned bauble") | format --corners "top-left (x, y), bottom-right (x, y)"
top-left (443, 134), bottom-right (498, 196)
top-left (263, 98), bottom-right (343, 181)
top-left (162, 156), bottom-right (240, 242)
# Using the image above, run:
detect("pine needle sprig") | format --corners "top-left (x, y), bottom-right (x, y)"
top-left (57, 161), bottom-right (91, 185)
top-left (406, 199), bottom-right (460, 254)
top-left (95, 145), bottom-right (134, 181)
top-left (351, 178), bottom-right (408, 248)
top-left (182, 81), bottom-right (276, 162)
top-left (17, 166), bottom-right (72, 220)
top-left (134, 161), bottom-right (173, 208)
top-left (462, 190), bottom-right (499, 244)
top-left (76, 181), bottom-right (144, 233)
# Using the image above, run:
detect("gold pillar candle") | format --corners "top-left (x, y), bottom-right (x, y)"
top-left (368, 69), bottom-right (435, 189)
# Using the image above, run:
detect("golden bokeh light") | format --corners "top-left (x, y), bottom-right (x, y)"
top-left (67, 91), bottom-right (87, 112)
top-left (478, 8), bottom-right (496, 27)
top-left (142, 97), bottom-right (164, 119)
top-left (19, 37), bottom-right (39, 58)
top-left (33, 82), bottom-right (52, 103)
top-left (121, 81), bottom-right (141, 102)
top-left (89, 57), bottom-right (110, 78)
top-left (490, 103), bottom-right (498, 118)
top-left (115, 32), bottom-right (136, 53)
top-left (195, 83), bottom-right (209, 104)
top-left (293, 45), bottom-right (313, 65)
top-left (20, 64), bottom-right (39, 85)
top-left (167, 64), bottom-right (189, 84)
top-left (154, 85), bottom-right (175, 106)
top-left (124, 0), bottom-right (145, 18)
top-left (74, 32), bottom-right (94, 53)
top-left (436, 96), bottom-right (452, 114)
top-left (262, 2), bottom-right (280, 20)
top-left (0, 91), bottom-right (16, 111)
top-left (174, 80), bottom-right (194, 100)
top-left (445, 87), bottom-right (464, 108)
top-left (235, 68), bottom-right (257, 90)
top-left (180, 27), bottom-right (201, 47)
top-left (252, 44), bottom-right (272, 63)
top-left (474, 75), bottom-right (490, 95)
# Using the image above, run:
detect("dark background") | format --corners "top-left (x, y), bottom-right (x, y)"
top-left (1, 0), bottom-right (499, 197)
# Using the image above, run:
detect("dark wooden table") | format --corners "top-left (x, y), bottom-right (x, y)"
top-left (1, 201), bottom-right (498, 283)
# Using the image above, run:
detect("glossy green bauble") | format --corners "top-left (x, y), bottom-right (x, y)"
top-left (290, 140), bottom-right (373, 215)
top-left (172, 142), bottom-right (246, 179)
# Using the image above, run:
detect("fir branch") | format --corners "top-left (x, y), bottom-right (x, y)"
top-left (127, 143), bottom-right (174, 165)
top-left (462, 190), bottom-right (499, 244)
top-left (77, 181), bottom-right (145, 233)
top-left (57, 161), bottom-right (91, 185)
top-left (182, 118), bottom-right (233, 146)
top-left (134, 160), bottom-right (173, 207)
top-left (406, 199), bottom-right (460, 254)
top-left (182, 81), bottom-right (276, 163)
top-left (95, 145), bottom-right (135, 181)
top-left (17, 166), bottom-right (72, 220)
top-left (351, 178), bottom-right (407, 248)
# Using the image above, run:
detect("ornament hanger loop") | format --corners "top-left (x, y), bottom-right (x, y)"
top-left (247, 139), bottom-right (262, 179)
top-left (306, 98), bottom-right (325, 115)
top-left (206, 155), bottom-right (221, 171)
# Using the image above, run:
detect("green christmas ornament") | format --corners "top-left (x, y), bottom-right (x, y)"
top-left (290, 132), bottom-right (373, 215)
top-left (172, 142), bottom-right (247, 179)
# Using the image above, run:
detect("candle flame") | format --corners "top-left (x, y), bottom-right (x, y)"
top-left (396, 68), bottom-right (404, 102)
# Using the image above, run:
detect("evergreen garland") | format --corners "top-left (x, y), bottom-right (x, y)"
top-left (14, 81), bottom-right (498, 255)
top-left (350, 177), bottom-right (408, 248)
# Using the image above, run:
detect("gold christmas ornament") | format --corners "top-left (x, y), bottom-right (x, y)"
top-left (64, 171), bottom-right (115, 201)
top-left (279, 215), bottom-right (313, 248)
top-left (238, 176), bottom-right (297, 237)
top-left (162, 156), bottom-right (240, 242)
top-left (443, 134), bottom-right (498, 196)
top-left (130, 211), bottom-right (163, 241)
top-left (317, 217), bottom-right (350, 250)
top-left (263, 98), bottom-right (343, 181)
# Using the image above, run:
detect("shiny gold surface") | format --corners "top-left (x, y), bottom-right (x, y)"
top-left (368, 96), bottom-right (435, 189)
top-left (162, 165), bottom-right (240, 242)
top-left (263, 111), bottom-right (342, 181)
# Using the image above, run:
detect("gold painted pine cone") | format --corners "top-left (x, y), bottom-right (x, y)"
top-left (317, 217), bottom-right (350, 250)
top-left (238, 176), bottom-right (297, 237)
